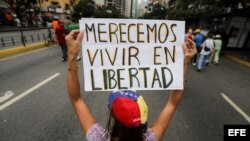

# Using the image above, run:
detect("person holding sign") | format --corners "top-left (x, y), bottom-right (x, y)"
top-left (66, 30), bottom-right (196, 141)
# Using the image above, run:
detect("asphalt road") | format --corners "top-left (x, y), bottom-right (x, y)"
top-left (0, 46), bottom-right (249, 141)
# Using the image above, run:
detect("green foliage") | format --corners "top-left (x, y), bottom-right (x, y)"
top-left (94, 5), bottom-right (124, 18)
top-left (167, 0), bottom-right (247, 20)
top-left (73, 0), bottom-right (124, 19)
top-left (73, 0), bottom-right (95, 18)
top-left (141, 4), bottom-right (167, 19)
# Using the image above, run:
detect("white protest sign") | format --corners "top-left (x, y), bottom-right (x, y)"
top-left (79, 18), bottom-right (185, 91)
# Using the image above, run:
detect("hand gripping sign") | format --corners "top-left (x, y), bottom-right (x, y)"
top-left (79, 18), bottom-right (185, 91)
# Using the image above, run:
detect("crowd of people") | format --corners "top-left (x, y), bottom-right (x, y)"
top-left (185, 28), bottom-right (223, 72)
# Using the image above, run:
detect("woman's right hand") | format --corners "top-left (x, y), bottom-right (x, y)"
top-left (66, 30), bottom-right (97, 134)
top-left (65, 30), bottom-right (83, 61)
top-left (183, 38), bottom-right (197, 64)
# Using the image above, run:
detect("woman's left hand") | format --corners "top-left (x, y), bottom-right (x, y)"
top-left (65, 30), bottom-right (83, 61)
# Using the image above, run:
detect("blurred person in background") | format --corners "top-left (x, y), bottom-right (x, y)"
top-left (63, 15), bottom-right (71, 30)
top-left (55, 21), bottom-right (67, 61)
top-left (192, 28), bottom-right (204, 65)
top-left (197, 33), bottom-right (214, 71)
top-left (4, 10), bottom-right (14, 26)
top-left (212, 34), bottom-right (223, 65)
top-left (13, 15), bottom-right (21, 27)
top-left (52, 16), bottom-right (60, 31)
top-left (185, 28), bottom-right (194, 40)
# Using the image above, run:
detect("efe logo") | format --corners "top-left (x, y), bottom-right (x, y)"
top-left (224, 125), bottom-right (249, 141)
top-left (228, 129), bottom-right (246, 136)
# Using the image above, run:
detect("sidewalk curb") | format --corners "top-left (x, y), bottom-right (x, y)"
top-left (0, 42), bottom-right (52, 59)
top-left (224, 54), bottom-right (250, 69)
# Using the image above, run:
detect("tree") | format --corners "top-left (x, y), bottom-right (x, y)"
top-left (141, 4), bottom-right (167, 19)
top-left (73, 0), bottom-right (95, 18)
top-left (74, 0), bottom-right (124, 19)
top-left (94, 5), bottom-right (124, 18)
top-left (168, 0), bottom-right (249, 20)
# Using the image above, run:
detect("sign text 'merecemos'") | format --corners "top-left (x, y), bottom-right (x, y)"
top-left (80, 18), bottom-right (185, 91)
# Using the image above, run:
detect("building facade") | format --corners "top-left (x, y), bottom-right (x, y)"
top-left (105, 0), bottom-right (125, 16)
top-left (37, 0), bottom-right (79, 21)
top-left (125, 0), bottom-right (132, 18)
top-left (94, 0), bottom-right (105, 6)
top-left (95, 0), bottom-right (130, 17)
top-left (137, 0), bottom-right (147, 18)
top-left (131, 0), bottom-right (138, 18)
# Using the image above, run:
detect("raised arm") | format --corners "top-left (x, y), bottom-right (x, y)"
top-left (66, 30), bottom-right (96, 134)
top-left (150, 39), bottom-right (197, 141)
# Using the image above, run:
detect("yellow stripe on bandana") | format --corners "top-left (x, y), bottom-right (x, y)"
top-left (137, 96), bottom-right (148, 124)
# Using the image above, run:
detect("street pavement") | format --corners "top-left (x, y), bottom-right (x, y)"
top-left (0, 45), bottom-right (249, 141)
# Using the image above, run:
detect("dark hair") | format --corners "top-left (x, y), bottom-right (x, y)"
top-left (72, 17), bottom-right (78, 23)
top-left (207, 33), bottom-right (213, 38)
top-left (107, 109), bottom-right (147, 141)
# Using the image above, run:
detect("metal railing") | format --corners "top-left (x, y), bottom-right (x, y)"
top-left (0, 27), bottom-right (56, 49)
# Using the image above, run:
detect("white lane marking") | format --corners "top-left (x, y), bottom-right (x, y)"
top-left (0, 73), bottom-right (60, 111)
top-left (0, 91), bottom-right (14, 103)
top-left (221, 93), bottom-right (250, 123)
